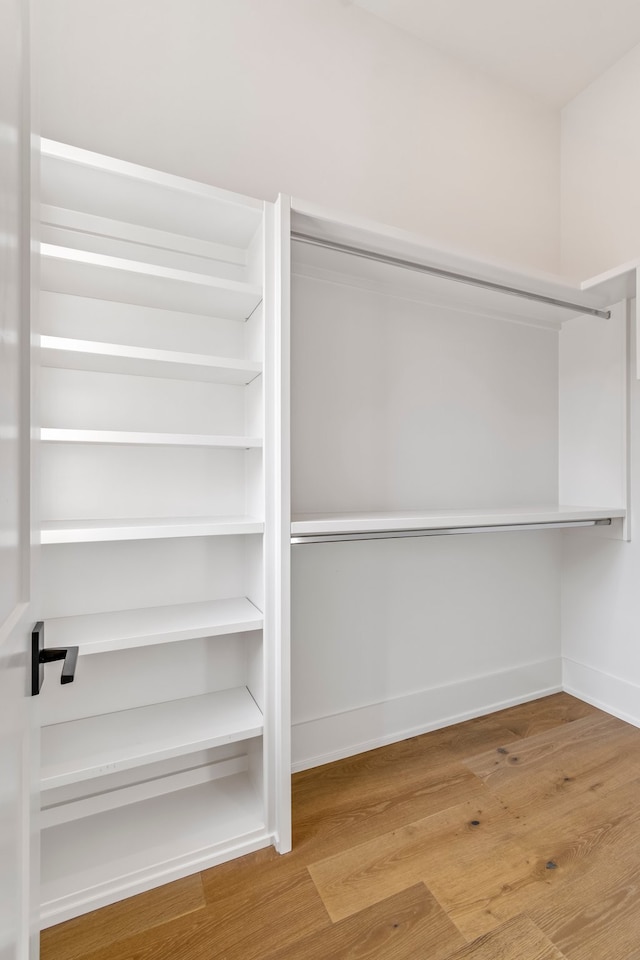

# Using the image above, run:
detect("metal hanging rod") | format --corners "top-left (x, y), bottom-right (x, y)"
top-left (291, 518), bottom-right (612, 545)
top-left (291, 232), bottom-right (611, 320)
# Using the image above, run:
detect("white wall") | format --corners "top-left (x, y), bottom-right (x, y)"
top-left (293, 533), bottom-right (562, 768)
top-left (561, 44), bottom-right (640, 724)
top-left (37, 0), bottom-right (560, 272)
top-left (561, 42), bottom-right (640, 280)
top-left (289, 255), bottom-right (563, 769)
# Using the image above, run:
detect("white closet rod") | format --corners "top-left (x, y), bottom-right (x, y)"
top-left (291, 519), bottom-right (612, 545)
top-left (291, 233), bottom-right (611, 320)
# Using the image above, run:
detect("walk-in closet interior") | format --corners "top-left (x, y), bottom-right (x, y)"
top-left (33, 138), bottom-right (634, 926)
top-left (10, 0), bottom-right (640, 942)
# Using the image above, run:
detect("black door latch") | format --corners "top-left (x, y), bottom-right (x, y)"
top-left (31, 621), bottom-right (79, 696)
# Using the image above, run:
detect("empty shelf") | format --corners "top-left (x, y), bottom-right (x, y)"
top-left (41, 687), bottom-right (263, 790)
top-left (291, 505), bottom-right (627, 540)
top-left (40, 773), bottom-right (266, 925)
top-left (40, 336), bottom-right (262, 384)
top-left (43, 597), bottom-right (264, 656)
top-left (41, 428), bottom-right (262, 448)
top-left (41, 515), bottom-right (264, 544)
top-left (40, 244), bottom-right (262, 320)
top-left (41, 139), bottom-right (264, 249)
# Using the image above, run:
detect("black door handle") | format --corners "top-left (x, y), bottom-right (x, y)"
top-left (31, 621), bottom-right (79, 696)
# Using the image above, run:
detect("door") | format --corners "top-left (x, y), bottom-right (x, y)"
top-left (0, 0), bottom-right (37, 957)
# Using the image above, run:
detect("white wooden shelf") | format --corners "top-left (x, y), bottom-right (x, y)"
top-left (40, 336), bottom-right (262, 384)
top-left (41, 138), bottom-right (264, 249)
top-left (41, 428), bottom-right (262, 449)
top-left (40, 244), bottom-right (262, 320)
top-left (40, 773), bottom-right (266, 925)
top-left (41, 515), bottom-right (264, 544)
top-left (291, 505), bottom-right (627, 538)
top-left (291, 200), bottom-right (611, 329)
top-left (44, 597), bottom-right (264, 656)
top-left (41, 204), bottom-right (251, 273)
top-left (41, 687), bottom-right (263, 790)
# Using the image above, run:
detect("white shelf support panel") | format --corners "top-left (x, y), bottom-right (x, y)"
top-left (40, 337), bottom-right (262, 385)
top-left (41, 516), bottom-right (264, 544)
top-left (41, 429), bottom-right (262, 449)
top-left (40, 244), bottom-right (262, 320)
top-left (41, 687), bottom-right (263, 791)
top-left (44, 598), bottom-right (264, 656)
top-left (291, 506), bottom-right (626, 543)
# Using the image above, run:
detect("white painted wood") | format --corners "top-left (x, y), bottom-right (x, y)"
top-left (263, 197), bottom-right (292, 853)
top-left (41, 336), bottom-right (262, 384)
top-left (40, 291), bottom-right (247, 359)
top-left (41, 756), bottom-right (250, 828)
top-left (42, 218), bottom-right (247, 284)
top-left (293, 657), bottom-right (562, 771)
top-left (41, 139), bottom-right (263, 247)
top-left (291, 269), bottom-right (560, 515)
top-left (41, 428), bottom-right (262, 448)
top-left (37, 141), bottom-right (285, 926)
top-left (288, 202), bottom-right (632, 783)
top-left (41, 204), bottom-right (248, 268)
top-left (40, 633), bottom-right (260, 727)
top-left (579, 259), bottom-right (640, 392)
top-left (581, 260), bottom-right (638, 304)
top-left (41, 688), bottom-right (263, 790)
top-left (40, 774), bottom-right (267, 926)
top-left (40, 367), bottom-right (247, 435)
top-left (40, 244), bottom-right (262, 320)
top-left (41, 744), bottom-right (245, 808)
top-left (40, 537), bottom-right (253, 621)
top-left (291, 199), bottom-right (609, 328)
top-left (45, 597), bottom-right (263, 656)
top-left (291, 505), bottom-right (625, 536)
top-left (41, 516), bottom-right (264, 544)
top-left (291, 530), bottom-right (563, 771)
top-left (563, 658), bottom-right (640, 731)
top-left (559, 300), bottom-right (630, 539)
top-left (0, 4), bottom-right (37, 954)
top-left (40, 446), bottom-right (249, 523)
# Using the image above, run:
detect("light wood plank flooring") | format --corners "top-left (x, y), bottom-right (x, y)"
top-left (41, 694), bottom-right (640, 960)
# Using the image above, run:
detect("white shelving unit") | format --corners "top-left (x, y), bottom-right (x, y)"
top-left (37, 140), bottom-right (289, 926)
top-left (287, 200), bottom-right (631, 772)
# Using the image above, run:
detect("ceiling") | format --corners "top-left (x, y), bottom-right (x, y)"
top-left (352, 0), bottom-right (640, 105)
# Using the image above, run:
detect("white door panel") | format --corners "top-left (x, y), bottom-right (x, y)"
top-left (0, 0), bottom-right (36, 956)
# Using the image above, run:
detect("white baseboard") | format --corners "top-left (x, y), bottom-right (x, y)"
top-left (292, 658), bottom-right (562, 772)
top-left (562, 657), bottom-right (640, 729)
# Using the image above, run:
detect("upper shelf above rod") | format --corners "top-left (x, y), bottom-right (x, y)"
top-left (291, 232), bottom-right (611, 320)
top-left (290, 506), bottom-right (626, 544)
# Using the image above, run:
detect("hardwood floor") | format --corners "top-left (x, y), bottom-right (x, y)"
top-left (41, 693), bottom-right (640, 960)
